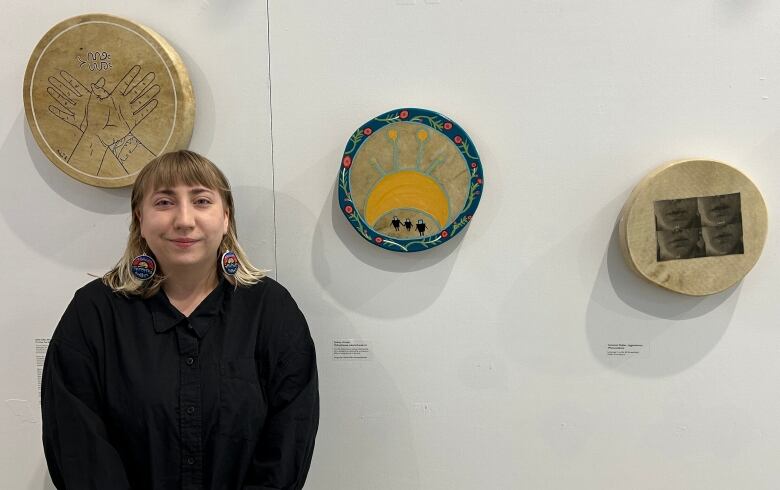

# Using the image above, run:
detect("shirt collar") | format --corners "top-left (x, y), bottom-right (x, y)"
top-left (150, 277), bottom-right (228, 338)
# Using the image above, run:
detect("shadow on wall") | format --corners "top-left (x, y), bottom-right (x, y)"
top-left (273, 152), bottom-right (466, 319)
top-left (496, 207), bottom-right (611, 377)
top-left (231, 184), bottom-right (276, 279)
top-left (270, 190), bottom-right (423, 488)
top-left (311, 344), bottom-right (423, 489)
top-left (321, 183), bottom-right (462, 317)
top-left (0, 113), bottom-right (129, 270)
top-left (174, 44), bottom-right (215, 156)
top-left (496, 195), bottom-right (736, 378)
top-left (584, 219), bottom-right (738, 377)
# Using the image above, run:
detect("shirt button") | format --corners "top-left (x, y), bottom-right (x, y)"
top-left (186, 357), bottom-right (194, 366)
top-left (187, 406), bottom-right (195, 415)
top-left (187, 457), bottom-right (195, 465)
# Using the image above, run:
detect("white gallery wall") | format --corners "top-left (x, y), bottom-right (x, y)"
top-left (2, 1), bottom-right (779, 489)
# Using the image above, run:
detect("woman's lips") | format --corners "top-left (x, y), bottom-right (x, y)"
top-left (670, 237), bottom-right (691, 249)
top-left (665, 209), bottom-right (691, 223)
top-left (170, 238), bottom-right (199, 248)
top-left (713, 233), bottom-right (733, 244)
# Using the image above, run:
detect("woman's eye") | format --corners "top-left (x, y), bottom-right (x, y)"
top-left (195, 198), bottom-right (212, 205)
top-left (154, 199), bottom-right (173, 207)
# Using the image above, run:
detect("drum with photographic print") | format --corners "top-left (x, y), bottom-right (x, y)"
top-left (619, 159), bottom-right (767, 295)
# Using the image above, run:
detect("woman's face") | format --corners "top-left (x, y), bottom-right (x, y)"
top-left (654, 198), bottom-right (699, 230)
top-left (698, 193), bottom-right (741, 227)
top-left (656, 228), bottom-right (702, 261)
top-left (702, 223), bottom-right (743, 256)
top-left (138, 183), bottom-right (229, 275)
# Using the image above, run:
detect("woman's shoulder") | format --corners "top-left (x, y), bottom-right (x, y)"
top-left (233, 277), bottom-right (311, 346)
top-left (235, 276), bottom-right (296, 303)
top-left (76, 277), bottom-right (112, 295)
top-left (52, 279), bottom-right (127, 353)
top-left (232, 277), bottom-right (306, 323)
top-left (72, 277), bottom-right (132, 305)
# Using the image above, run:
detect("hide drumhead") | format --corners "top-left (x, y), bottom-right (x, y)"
top-left (619, 159), bottom-right (767, 295)
top-left (23, 14), bottom-right (195, 188)
top-left (338, 108), bottom-right (484, 252)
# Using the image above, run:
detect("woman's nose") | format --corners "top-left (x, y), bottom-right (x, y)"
top-left (173, 203), bottom-right (195, 228)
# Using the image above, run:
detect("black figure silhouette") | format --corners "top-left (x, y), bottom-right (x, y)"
top-left (391, 216), bottom-right (401, 231)
top-left (404, 218), bottom-right (413, 232)
top-left (416, 219), bottom-right (427, 236)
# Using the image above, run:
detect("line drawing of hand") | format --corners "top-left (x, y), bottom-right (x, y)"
top-left (82, 64), bottom-right (160, 148)
top-left (46, 70), bottom-right (89, 132)
top-left (68, 65), bottom-right (160, 176)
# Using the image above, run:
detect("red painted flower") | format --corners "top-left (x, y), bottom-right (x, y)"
top-left (342, 155), bottom-right (352, 168)
top-left (363, 128), bottom-right (372, 136)
top-left (477, 178), bottom-right (483, 185)
top-left (399, 110), bottom-right (409, 119)
top-left (470, 162), bottom-right (477, 168)
top-left (466, 215), bottom-right (472, 221)
top-left (344, 205), bottom-right (354, 214)
top-left (443, 122), bottom-right (453, 130)
top-left (454, 136), bottom-right (463, 144)
top-left (441, 230), bottom-right (449, 238)
top-left (374, 236), bottom-right (383, 244)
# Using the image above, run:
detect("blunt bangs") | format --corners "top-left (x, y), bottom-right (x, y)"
top-left (134, 151), bottom-right (231, 207)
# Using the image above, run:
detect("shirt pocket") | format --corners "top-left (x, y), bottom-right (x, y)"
top-left (218, 358), bottom-right (267, 440)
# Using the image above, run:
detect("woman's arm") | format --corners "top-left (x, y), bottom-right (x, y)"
top-left (41, 293), bottom-right (132, 489)
top-left (243, 289), bottom-right (319, 490)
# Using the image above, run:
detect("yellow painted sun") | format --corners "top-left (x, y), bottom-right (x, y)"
top-left (365, 171), bottom-right (449, 228)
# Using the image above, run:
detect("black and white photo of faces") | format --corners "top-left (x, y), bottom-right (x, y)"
top-left (698, 193), bottom-right (743, 256)
top-left (654, 193), bottom-right (743, 261)
top-left (654, 198), bottom-right (705, 261)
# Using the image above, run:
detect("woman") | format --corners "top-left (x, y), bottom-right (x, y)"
top-left (42, 151), bottom-right (319, 489)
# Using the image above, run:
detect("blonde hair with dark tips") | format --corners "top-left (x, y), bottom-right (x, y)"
top-left (103, 150), bottom-right (266, 297)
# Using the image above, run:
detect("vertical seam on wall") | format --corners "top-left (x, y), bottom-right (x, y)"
top-left (266, 0), bottom-right (279, 280)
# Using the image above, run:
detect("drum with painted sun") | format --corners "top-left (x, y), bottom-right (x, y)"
top-left (338, 108), bottom-right (484, 252)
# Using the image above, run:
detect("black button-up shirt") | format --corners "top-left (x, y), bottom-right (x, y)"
top-left (42, 277), bottom-right (318, 490)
